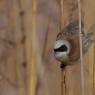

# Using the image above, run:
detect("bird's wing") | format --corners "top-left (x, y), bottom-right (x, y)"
top-left (82, 25), bottom-right (94, 54)
top-left (63, 20), bottom-right (84, 35)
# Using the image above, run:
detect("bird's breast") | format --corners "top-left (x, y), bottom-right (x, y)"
top-left (54, 52), bottom-right (69, 62)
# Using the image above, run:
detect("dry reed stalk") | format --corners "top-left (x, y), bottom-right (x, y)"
top-left (42, 20), bottom-right (49, 60)
top-left (60, 0), bottom-right (67, 95)
top-left (12, 0), bottom-right (26, 95)
top-left (60, 0), bottom-right (64, 28)
top-left (27, 0), bottom-right (37, 95)
top-left (27, 0), bottom-right (49, 94)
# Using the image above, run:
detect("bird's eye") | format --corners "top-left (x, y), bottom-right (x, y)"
top-left (54, 45), bottom-right (68, 52)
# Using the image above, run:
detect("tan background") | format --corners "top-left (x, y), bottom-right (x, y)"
top-left (0, 0), bottom-right (95, 95)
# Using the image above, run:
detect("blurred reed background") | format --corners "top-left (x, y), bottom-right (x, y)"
top-left (0, 0), bottom-right (95, 95)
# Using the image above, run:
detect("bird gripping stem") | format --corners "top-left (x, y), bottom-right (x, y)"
top-left (60, 63), bottom-right (66, 71)
top-left (60, 63), bottom-right (66, 95)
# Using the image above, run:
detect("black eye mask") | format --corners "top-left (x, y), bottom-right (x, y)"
top-left (54, 45), bottom-right (68, 52)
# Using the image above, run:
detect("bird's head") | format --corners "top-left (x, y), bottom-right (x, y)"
top-left (54, 40), bottom-right (71, 62)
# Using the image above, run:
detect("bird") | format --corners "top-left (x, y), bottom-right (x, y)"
top-left (54, 20), bottom-right (93, 66)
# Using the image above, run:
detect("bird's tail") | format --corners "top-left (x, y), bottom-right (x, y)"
top-left (82, 25), bottom-right (94, 54)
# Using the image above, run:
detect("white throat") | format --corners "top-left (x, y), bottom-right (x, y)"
top-left (54, 52), bottom-right (69, 62)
